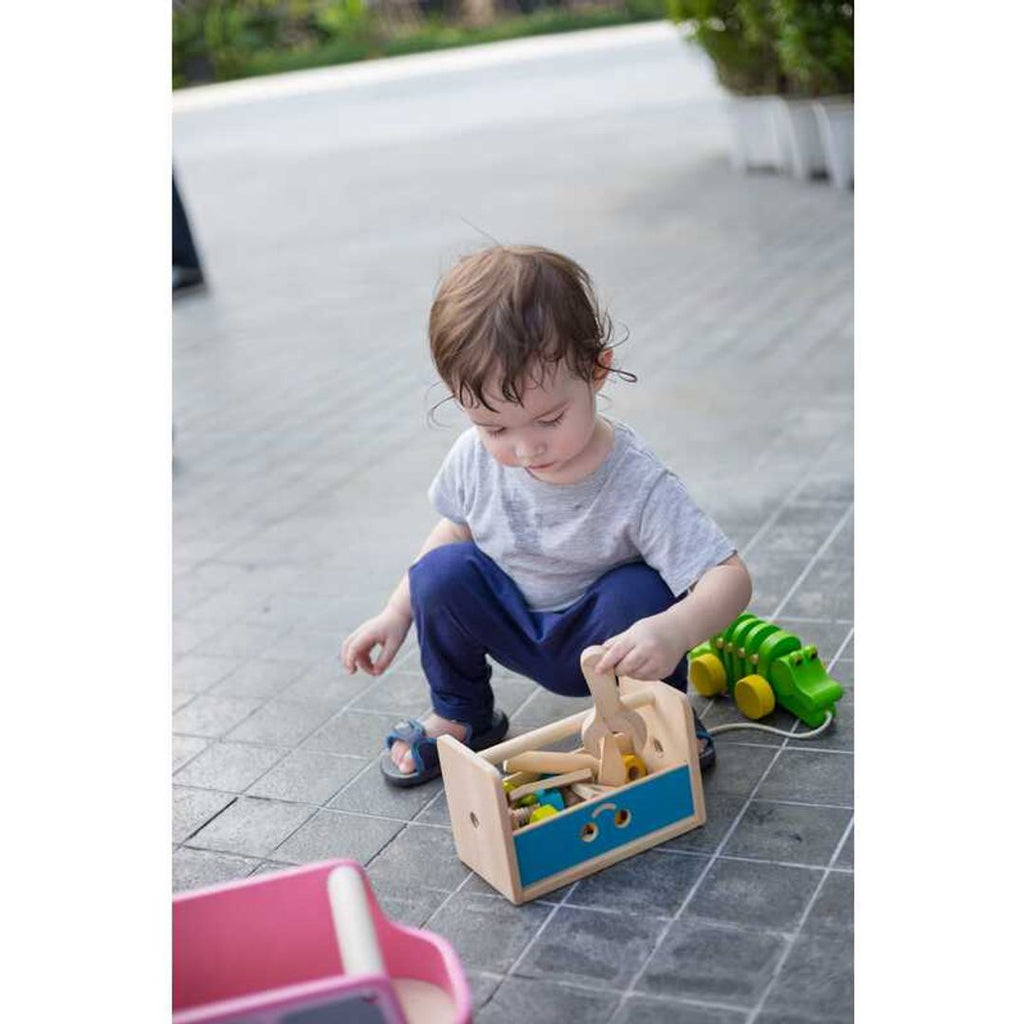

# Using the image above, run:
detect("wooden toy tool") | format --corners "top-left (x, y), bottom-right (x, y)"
top-left (507, 769), bottom-right (593, 804)
top-left (579, 645), bottom-right (647, 761)
top-left (597, 734), bottom-right (627, 786)
top-left (504, 750), bottom-right (600, 775)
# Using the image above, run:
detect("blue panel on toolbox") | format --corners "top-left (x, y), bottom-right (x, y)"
top-left (513, 766), bottom-right (696, 888)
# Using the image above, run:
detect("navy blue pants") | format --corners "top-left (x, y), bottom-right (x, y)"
top-left (408, 542), bottom-right (689, 725)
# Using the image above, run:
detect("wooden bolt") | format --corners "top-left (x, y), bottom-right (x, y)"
top-left (508, 806), bottom-right (534, 829)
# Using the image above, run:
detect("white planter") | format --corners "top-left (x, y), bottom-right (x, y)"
top-left (813, 97), bottom-right (854, 189)
top-left (726, 95), bottom-right (788, 172)
top-left (778, 98), bottom-right (828, 180)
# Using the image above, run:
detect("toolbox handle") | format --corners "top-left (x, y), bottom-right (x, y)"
top-left (479, 690), bottom-right (656, 765)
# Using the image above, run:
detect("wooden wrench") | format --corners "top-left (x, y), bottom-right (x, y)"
top-left (579, 645), bottom-right (648, 761)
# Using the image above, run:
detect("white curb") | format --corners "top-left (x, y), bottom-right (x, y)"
top-left (172, 20), bottom-right (680, 113)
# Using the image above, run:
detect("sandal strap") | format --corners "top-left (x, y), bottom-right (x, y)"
top-left (385, 719), bottom-right (425, 749)
top-left (384, 719), bottom-right (439, 777)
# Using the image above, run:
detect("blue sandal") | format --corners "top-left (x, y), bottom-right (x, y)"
top-left (694, 712), bottom-right (716, 772)
top-left (379, 709), bottom-right (510, 788)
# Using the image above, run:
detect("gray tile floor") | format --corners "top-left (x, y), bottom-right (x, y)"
top-left (173, 23), bottom-right (852, 1023)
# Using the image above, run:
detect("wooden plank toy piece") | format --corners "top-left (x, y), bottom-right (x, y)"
top-left (507, 768), bottom-right (593, 804)
top-left (503, 751), bottom-right (599, 775)
top-left (501, 770), bottom-right (540, 792)
top-left (578, 646), bottom-right (648, 758)
top-left (569, 781), bottom-right (617, 801)
top-left (597, 733), bottom-right (627, 786)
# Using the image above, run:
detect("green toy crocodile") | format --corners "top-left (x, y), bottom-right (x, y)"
top-left (689, 612), bottom-right (844, 728)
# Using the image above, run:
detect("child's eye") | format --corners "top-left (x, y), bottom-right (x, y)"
top-left (539, 413), bottom-right (565, 428)
top-left (486, 427), bottom-right (505, 437)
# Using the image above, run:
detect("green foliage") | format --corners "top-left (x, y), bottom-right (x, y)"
top-left (771, 0), bottom-right (853, 96)
top-left (624, 0), bottom-right (669, 17)
top-left (173, 1), bottom-right (375, 87)
top-left (172, 1), bottom-right (664, 88)
top-left (666, 0), bottom-right (853, 97)
top-left (667, 0), bottom-right (785, 95)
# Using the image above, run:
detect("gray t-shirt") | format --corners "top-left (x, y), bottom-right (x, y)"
top-left (427, 419), bottom-right (735, 612)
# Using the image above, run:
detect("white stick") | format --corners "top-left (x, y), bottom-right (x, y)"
top-left (327, 864), bottom-right (386, 976)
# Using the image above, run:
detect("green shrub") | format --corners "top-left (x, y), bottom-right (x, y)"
top-left (771, 0), bottom-right (853, 96)
top-left (667, 0), bottom-right (853, 97)
top-left (172, 0), bottom-right (373, 87)
top-left (667, 0), bottom-right (786, 95)
top-left (173, 1), bottom-right (665, 88)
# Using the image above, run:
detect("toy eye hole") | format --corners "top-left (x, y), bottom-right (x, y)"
top-left (581, 823), bottom-right (599, 842)
top-left (808, 648), bottom-right (818, 659)
top-left (793, 656), bottom-right (803, 665)
top-left (614, 809), bottom-right (631, 828)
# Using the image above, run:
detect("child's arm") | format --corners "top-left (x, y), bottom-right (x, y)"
top-left (593, 554), bottom-right (752, 680)
top-left (341, 517), bottom-right (472, 676)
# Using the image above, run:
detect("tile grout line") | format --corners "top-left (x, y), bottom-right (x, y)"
top-left (173, 626), bottom-right (398, 739)
top-left (770, 503), bottom-right (853, 620)
top-left (739, 429), bottom-right (847, 559)
top-left (178, 644), bottom-right (424, 865)
top-left (743, 626), bottom-right (855, 1022)
top-left (654, 848), bottom-right (853, 874)
top-left (180, 651), bottom-right (552, 871)
top-left (497, 876), bottom-right (584, 985)
top-left (606, 492), bottom-right (853, 1019)
top-left (175, 640), bottom-right (418, 789)
top-left (608, 729), bottom-right (799, 1019)
top-left (259, 643), bottom-right (467, 879)
top-left (260, 647), bottom-right (432, 864)
top-left (829, 624), bottom-right (855, 664)
top-left (746, 812), bottom-right (855, 1023)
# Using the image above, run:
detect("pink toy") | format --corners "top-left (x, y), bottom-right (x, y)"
top-left (173, 859), bottom-right (472, 1024)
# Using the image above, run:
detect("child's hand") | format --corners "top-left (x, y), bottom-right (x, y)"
top-left (594, 613), bottom-right (688, 681)
top-left (341, 606), bottom-right (412, 676)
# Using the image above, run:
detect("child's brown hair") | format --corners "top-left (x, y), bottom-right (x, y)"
top-left (429, 245), bottom-right (634, 411)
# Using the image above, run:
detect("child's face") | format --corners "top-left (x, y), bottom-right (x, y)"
top-left (463, 356), bottom-right (610, 482)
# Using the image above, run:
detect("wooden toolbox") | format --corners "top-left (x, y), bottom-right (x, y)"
top-left (437, 647), bottom-right (706, 904)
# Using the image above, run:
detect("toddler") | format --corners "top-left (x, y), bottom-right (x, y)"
top-left (342, 245), bottom-right (752, 786)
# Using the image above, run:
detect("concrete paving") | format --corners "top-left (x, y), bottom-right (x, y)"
top-left (173, 21), bottom-right (853, 1022)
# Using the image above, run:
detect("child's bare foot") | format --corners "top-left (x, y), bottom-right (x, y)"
top-left (389, 712), bottom-right (467, 774)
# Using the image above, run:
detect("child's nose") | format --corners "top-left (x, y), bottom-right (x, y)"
top-left (516, 441), bottom-right (545, 462)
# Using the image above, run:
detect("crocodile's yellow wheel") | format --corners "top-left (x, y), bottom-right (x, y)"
top-left (735, 674), bottom-right (776, 720)
top-left (689, 654), bottom-right (727, 697)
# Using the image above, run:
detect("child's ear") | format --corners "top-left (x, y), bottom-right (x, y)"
top-left (593, 348), bottom-right (614, 388)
